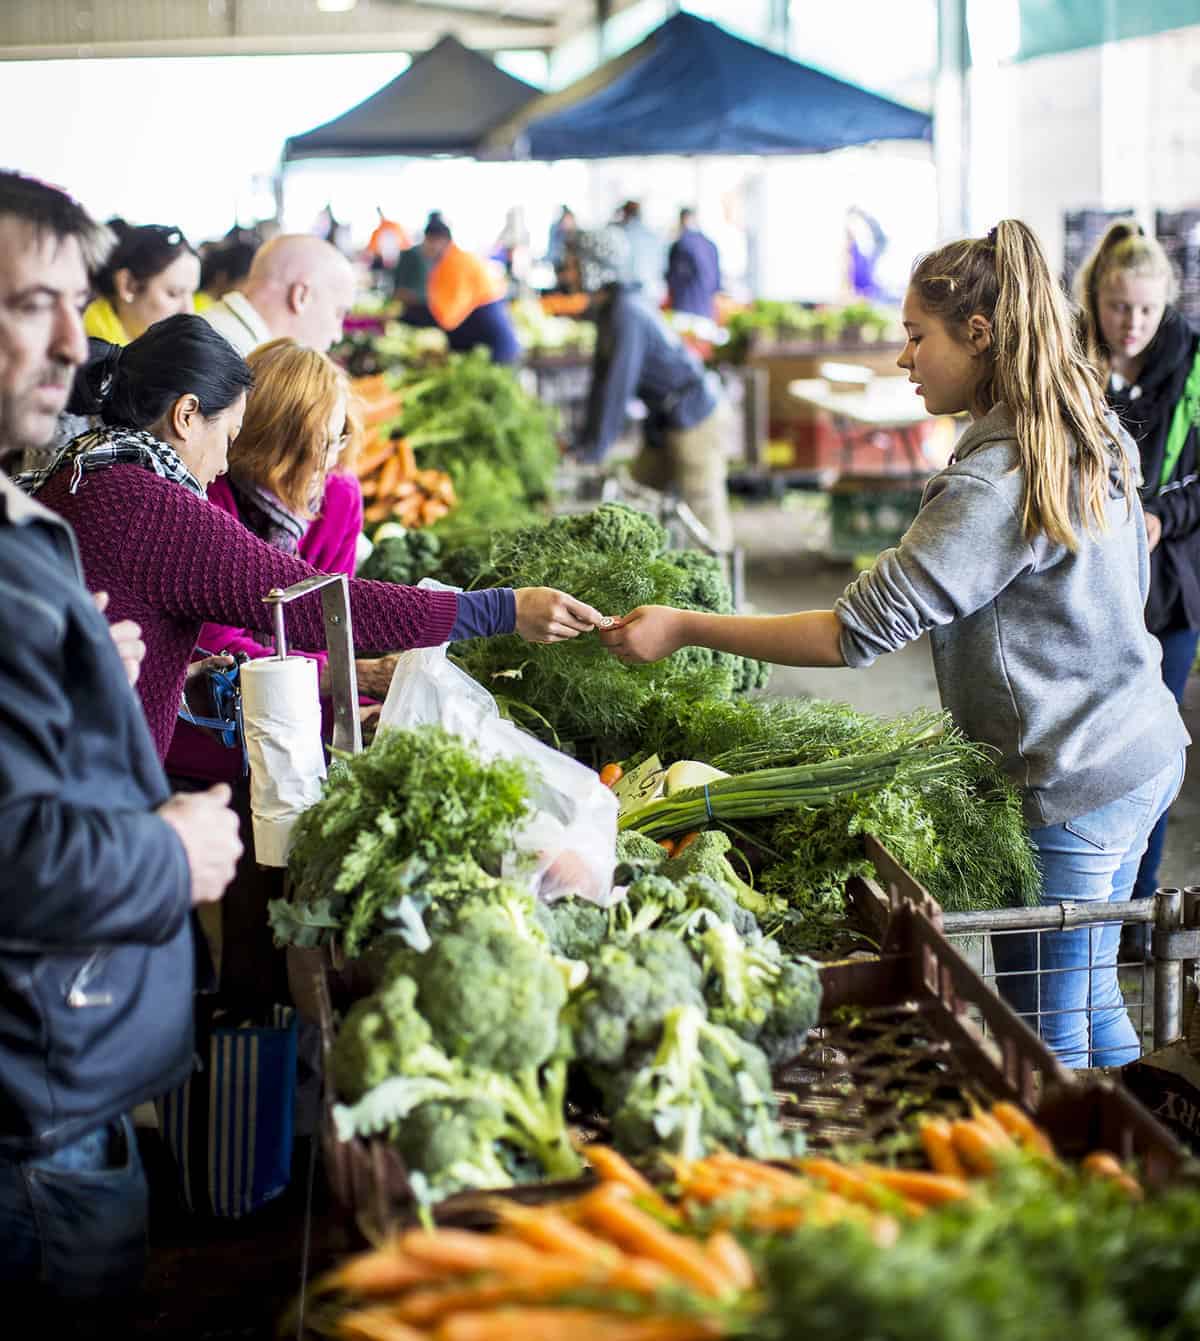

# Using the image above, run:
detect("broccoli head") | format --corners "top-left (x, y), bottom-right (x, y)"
top-left (534, 896), bottom-right (611, 961)
top-left (609, 1003), bottom-right (788, 1161)
top-left (563, 502), bottom-right (667, 560)
top-left (393, 1097), bottom-right (516, 1200)
top-left (571, 929), bottom-right (704, 1070)
top-left (699, 921), bottom-right (822, 1068)
top-left (615, 829), bottom-right (670, 885)
top-left (663, 830), bottom-right (786, 924)
top-left (330, 974), bottom-right (454, 1102)
top-left (411, 903), bottom-right (567, 1074)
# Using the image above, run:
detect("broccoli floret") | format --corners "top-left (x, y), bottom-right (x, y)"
top-left (393, 1098), bottom-right (516, 1199)
top-left (417, 862), bottom-right (546, 945)
top-left (535, 896), bottom-right (610, 961)
top-left (663, 830), bottom-right (785, 924)
top-left (615, 829), bottom-right (669, 885)
top-left (358, 531), bottom-right (442, 586)
top-left (411, 904), bottom-right (565, 1074)
top-left (610, 1004), bottom-right (788, 1161)
top-left (330, 975), bottom-right (455, 1102)
top-left (699, 921), bottom-right (822, 1068)
top-left (571, 929), bottom-right (704, 1070)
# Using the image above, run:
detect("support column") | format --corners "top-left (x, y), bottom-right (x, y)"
top-left (935, 0), bottom-right (970, 240)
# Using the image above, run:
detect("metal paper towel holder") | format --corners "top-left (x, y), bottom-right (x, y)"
top-left (262, 573), bottom-right (363, 756)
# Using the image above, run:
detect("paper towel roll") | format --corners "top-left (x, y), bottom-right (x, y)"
top-left (240, 657), bottom-right (326, 866)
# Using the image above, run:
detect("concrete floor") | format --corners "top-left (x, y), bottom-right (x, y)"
top-left (732, 496), bottom-right (1200, 890)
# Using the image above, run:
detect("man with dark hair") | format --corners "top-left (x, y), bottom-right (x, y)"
top-left (575, 227), bottom-right (734, 550)
top-left (667, 207), bottom-right (721, 319)
top-left (0, 171), bottom-right (241, 1304)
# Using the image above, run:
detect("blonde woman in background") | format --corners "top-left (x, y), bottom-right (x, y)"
top-left (1076, 221), bottom-right (1200, 935)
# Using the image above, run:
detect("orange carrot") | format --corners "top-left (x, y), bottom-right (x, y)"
top-left (320, 1245), bottom-right (438, 1296)
top-left (658, 839), bottom-right (678, 857)
top-left (673, 831), bottom-right (702, 855)
top-left (599, 763), bottom-right (624, 788)
top-left (852, 1163), bottom-right (971, 1206)
top-left (990, 1102), bottom-right (1057, 1159)
top-left (336, 1307), bottom-right (428, 1341)
top-left (795, 1157), bottom-right (893, 1210)
top-left (584, 1145), bottom-right (674, 1217)
top-left (1081, 1150), bottom-right (1143, 1198)
top-left (969, 1105), bottom-right (1014, 1147)
top-left (919, 1117), bottom-right (967, 1179)
top-left (396, 1263), bottom-right (598, 1325)
top-left (576, 1184), bottom-right (730, 1297)
top-left (489, 1202), bottom-right (617, 1263)
top-left (397, 1228), bottom-right (550, 1276)
top-left (950, 1119), bottom-right (1001, 1176)
top-left (704, 1232), bottom-right (757, 1291)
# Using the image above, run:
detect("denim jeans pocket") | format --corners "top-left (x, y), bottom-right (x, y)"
top-left (26, 1117), bottom-right (148, 1297)
top-left (1062, 779), bottom-right (1158, 853)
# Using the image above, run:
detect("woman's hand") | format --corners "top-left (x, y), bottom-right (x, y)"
top-left (353, 655), bottom-right (400, 700)
top-left (1145, 511), bottom-right (1163, 553)
top-left (183, 652), bottom-right (235, 714)
top-left (514, 587), bottom-right (604, 643)
top-left (598, 606), bottom-right (689, 665)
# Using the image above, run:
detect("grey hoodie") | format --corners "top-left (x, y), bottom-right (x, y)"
top-left (835, 404), bottom-right (1189, 826)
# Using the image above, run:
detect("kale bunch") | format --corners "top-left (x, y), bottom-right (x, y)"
top-left (452, 503), bottom-right (765, 762)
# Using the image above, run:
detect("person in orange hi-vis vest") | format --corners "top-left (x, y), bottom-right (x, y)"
top-left (422, 218), bottom-right (521, 365)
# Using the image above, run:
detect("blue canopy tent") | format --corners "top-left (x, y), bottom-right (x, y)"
top-left (482, 14), bottom-right (932, 160)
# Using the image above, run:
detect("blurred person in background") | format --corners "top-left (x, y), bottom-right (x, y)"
top-left (1076, 220), bottom-right (1200, 947)
top-left (194, 235), bottom-right (259, 314)
top-left (392, 210), bottom-right (442, 326)
top-left (666, 207), bottom-right (722, 319)
top-left (547, 205), bottom-right (577, 269)
top-left (0, 172), bottom-right (240, 1313)
top-left (575, 227), bottom-right (733, 550)
top-left (83, 221), bottom-right (200, 345)
top-left (617, 199), bottom-right (666, 303)
top-left (202, 233), bottom-right (354, 356)
top-left (422, 216), bottom-right (521, 365)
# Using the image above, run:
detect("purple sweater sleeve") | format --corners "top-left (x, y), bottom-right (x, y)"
top-left (449, 587), bottom-right (517, 641)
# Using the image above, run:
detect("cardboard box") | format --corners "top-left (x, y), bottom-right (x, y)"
top-left (1122, 1042), bottom-right (1200, 1153)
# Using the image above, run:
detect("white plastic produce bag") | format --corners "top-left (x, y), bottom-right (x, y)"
top-left (377, 586), bottom-right (619, 906)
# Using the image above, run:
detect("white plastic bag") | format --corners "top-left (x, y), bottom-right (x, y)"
top-left (377, 611), bottom-right (619, 907)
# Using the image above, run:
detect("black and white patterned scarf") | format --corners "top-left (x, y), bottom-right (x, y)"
top-left (227, 473), bottom-right (307, 555)
top-left (16, 424), bottom-right (206, 500)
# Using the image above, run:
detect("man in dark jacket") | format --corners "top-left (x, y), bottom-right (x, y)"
top-left (575, 227), bottom-right (733, 549)
top-left (666, 208), bottom-right (721, 319)
top-left (0, 172), bottom-right (241, 1305)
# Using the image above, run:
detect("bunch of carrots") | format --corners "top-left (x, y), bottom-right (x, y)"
top-left (309, 1146), bottom-right (746, 1341)
top-left (307, 1109), bottom-right (1145, 1341)
top-left (350, 374), bottom-right (456, 530)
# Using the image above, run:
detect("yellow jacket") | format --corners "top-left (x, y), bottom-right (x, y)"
top-left (83, 297), bottom-right (129, 346)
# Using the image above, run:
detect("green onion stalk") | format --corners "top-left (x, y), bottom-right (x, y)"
top-left (619, 734), bottom-right (962, 839)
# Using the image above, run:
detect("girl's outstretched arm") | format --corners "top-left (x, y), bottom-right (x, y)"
top-left (598, 605), bottom-right (845, 668)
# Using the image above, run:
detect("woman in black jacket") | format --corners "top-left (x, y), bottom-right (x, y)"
top-left (1077, 221), bottom-right (1199, 921)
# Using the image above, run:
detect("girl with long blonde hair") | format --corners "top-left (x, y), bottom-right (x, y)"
top-left (1075, 221), bottom-right (1200, 938)
top-left (600, 219), bottom-right (1188, 1069)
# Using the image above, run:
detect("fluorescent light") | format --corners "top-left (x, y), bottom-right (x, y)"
top-left (317, 0), bottom-right (358, 12)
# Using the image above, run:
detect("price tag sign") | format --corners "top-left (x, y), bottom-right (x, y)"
top-left (612, 754), bottom-right (666, 819)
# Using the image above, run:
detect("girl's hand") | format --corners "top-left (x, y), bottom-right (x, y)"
top-left (514, 587), bottom-right (605, 643)
top-left (598, 606), bottom-right (688, 664)
top-left (1145, 511), bottom-right (1163, 552)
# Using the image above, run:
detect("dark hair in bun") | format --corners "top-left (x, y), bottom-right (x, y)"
top-left (92, 222), bottom-right (197, 299)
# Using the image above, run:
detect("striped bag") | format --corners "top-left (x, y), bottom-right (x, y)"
top-left (156, 1004), bottom-right (298, 1218)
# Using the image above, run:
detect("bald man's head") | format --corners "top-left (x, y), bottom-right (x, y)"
top-left (240, 234), bottom-right (354, 353)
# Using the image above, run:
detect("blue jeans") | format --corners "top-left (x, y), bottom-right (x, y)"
top-left (0, 1115), bottom-right (148, 1299)
top-left (1132, 626), bottom-right (1199, 902)
top-left (994, 752), bottom-right (1186, 1069)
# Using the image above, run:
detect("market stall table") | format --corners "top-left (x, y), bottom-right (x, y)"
top-left (787, 374), bottom-right (945, 476)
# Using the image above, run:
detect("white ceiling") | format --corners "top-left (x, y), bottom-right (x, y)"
top-left (0, 0), bottom-right (636, 59)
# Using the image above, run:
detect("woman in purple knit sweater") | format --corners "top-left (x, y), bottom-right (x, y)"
top-left (23, 315), bottom-right (601, 762)
top-left (165, 337), bottom-right (391, 784)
